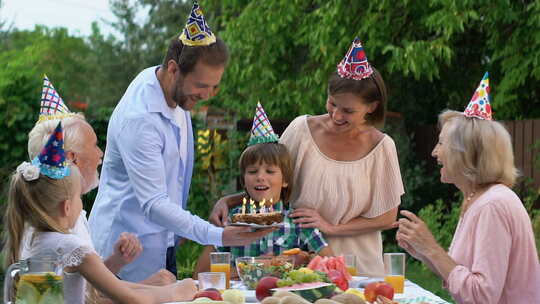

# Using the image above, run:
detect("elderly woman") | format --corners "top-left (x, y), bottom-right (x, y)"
top-left (211, 38), bottom-right (404, 276)
top-left (397, 99), bottom-right (540, 302)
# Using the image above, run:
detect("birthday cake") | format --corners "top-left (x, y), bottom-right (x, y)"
top-left (231, 198), bottom-right (284, 225)
top-left (231, 212), bottom-right (284, 225)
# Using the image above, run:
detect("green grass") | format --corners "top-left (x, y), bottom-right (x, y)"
top-left (406, 261), bottom-right (454, 303)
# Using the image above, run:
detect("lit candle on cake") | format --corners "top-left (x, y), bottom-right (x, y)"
top-left (250, 199), bottom-right (256, 214)
top-left (241, 198), bottom-right (247, 214)
top-left (269, 198), bottom-right (274, 212)
top-left (260, 199), bottom-right (266, 213)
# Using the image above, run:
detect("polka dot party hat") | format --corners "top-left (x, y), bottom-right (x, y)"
top-left (464, 72), bottom-right (492, 120)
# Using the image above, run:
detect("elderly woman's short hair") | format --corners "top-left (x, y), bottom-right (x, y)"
top-left (27, 113), bottom-right (88, 159)
top-left (438, 110), bottom-right (518, 187)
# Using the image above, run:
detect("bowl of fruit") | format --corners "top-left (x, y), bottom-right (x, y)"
top-left (235, 256), bottom-right (294, 289)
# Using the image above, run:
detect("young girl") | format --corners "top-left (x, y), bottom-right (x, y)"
top-left (195, 103), bottom-right (333, 276)
top-left (3, 122), bottom-right (196, 304)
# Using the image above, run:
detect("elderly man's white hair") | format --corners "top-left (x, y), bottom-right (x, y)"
top-left (27, 113), bottom-right (88, 159)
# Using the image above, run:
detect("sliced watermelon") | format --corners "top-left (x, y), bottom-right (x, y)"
top-left (271, 282), bottom-right (336, 302)
top-left (307, 256), bottom-right (352, 282)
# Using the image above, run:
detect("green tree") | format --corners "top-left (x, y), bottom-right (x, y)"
top-left (199, 0), bottom-right (540, 125)
top-left (83, 0), bottom-right (193, 108)
top-left (0, 27), bottom-right (93, 179)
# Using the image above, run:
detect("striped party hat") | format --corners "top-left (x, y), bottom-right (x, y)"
top-left (248, 102), bottom-right (279, 146)
top-left (179, 1), bottom-right (216, 46)
top-left (38, 75), bottom-right (75, 123)
top-left (464, 72), bottom-right (492, 120)
top-left (31, 121), bottom-right (71, 179)
top-left (337, 37), bottom-right (374, 80)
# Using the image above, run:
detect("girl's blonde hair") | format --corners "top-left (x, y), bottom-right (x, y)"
top-left (3, 165), bottom-right (80, 268)
top-left (438, 110), bottom-right (518, 188)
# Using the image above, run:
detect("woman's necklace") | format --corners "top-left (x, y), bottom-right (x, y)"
top-left (466, 190), bottom-right (476, 202)
top-left (461, 189), bottom-right (477, 216)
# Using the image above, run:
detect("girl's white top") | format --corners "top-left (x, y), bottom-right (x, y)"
top-left (21, 230), bottom-right (95, 304)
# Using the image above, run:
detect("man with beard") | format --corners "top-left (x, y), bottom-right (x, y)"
top-left (88, 2), bottom-right (273, 282)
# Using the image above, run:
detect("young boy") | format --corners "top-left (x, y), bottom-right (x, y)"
top-left (195, 103), bottom-right (333, 278)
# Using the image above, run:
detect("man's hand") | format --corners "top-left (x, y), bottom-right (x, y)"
top-left (209, 197), bottom-right (230, 227)
top-left (222, 226), bottom-right (276, 246)
top-left (105, 232), bottom-right (143, 273)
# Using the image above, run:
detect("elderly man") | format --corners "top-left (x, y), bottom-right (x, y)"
top-left (26, 80), bottom-right (174, 285)
top-left (88, 3), bottom-right (273, 282)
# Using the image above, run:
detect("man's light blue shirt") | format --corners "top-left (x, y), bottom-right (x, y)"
top-left (88, 66), bottom-right (223, 282)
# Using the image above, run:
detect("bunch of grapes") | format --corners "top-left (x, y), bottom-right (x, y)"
top-left (276, 269), bottom-right (329, 287)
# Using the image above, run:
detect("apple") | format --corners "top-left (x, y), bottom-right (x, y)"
top-left (204, 288), bottom-right (220, 293)
top-left (364, 282), bottom-right (394, 302)
top-left (327, 269), bottom-right (349, 291)
top-left (194, 289), bottom-right (222, 301)
top-left (255, 276), bottom-right (279, 301)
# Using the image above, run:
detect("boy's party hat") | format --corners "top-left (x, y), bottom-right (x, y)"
top-left (464, 72), bottom-right (492, 120)
top-left (248, 102), bottom-right (279, 146)
top-left (337, 37), bottom-right (374, 80)
top-left (38, 75), bottom-right (74, 123)
top-left (31, 122), bottom-right (71, 179)
top-left (179, 1), bottom-right (216, 46)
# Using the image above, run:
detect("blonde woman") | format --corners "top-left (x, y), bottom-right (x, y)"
top-left (396, 110), bottom-right (540, 304)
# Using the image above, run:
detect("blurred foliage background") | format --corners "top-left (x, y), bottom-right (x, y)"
top-left (1, 1), bottom-right (540, 301)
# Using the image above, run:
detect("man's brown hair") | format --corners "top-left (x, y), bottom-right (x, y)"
top-left (162, 36), bottom-right (229, 75)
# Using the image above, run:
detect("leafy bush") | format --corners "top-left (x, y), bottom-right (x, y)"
top-left (418, 197), bottom-right (461, 250)
top-left (521, 179), bottom-right (540, 259)
top-left (176, 119), bottom-right (248, 277)
top-left (383, 123), bottom-right (444, 212)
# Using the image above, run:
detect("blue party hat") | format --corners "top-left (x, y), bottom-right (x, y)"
top-left (31, 122), bottom-right (71, 179)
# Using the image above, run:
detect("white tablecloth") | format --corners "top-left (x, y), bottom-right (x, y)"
top-left (165, 278), bottom-right (452, 304)
top-left (351, 277), bottom-right (451, 304)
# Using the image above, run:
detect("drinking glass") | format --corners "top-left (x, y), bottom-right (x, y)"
top-left (210, 252), bottom-right (231, 289)
top-left (383, 252), bottom-right (406, 293)
top-left (198, 272), bottom-right (226, 291)
top-left (344, 254), bottom-right (358, 276)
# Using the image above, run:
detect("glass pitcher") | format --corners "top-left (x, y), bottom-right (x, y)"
top-left (3, 256), bottom-right (63, 304)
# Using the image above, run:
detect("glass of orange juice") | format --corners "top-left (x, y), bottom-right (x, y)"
top-left (210, 252), bottom-right (231, 289)
top-left (383, 253), bottom-right (405, 293)
top-left (344, 254), bottom-right (358, 276)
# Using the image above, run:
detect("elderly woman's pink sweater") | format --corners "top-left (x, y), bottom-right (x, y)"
top-left (446, 184), bottom-right (540, 304)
